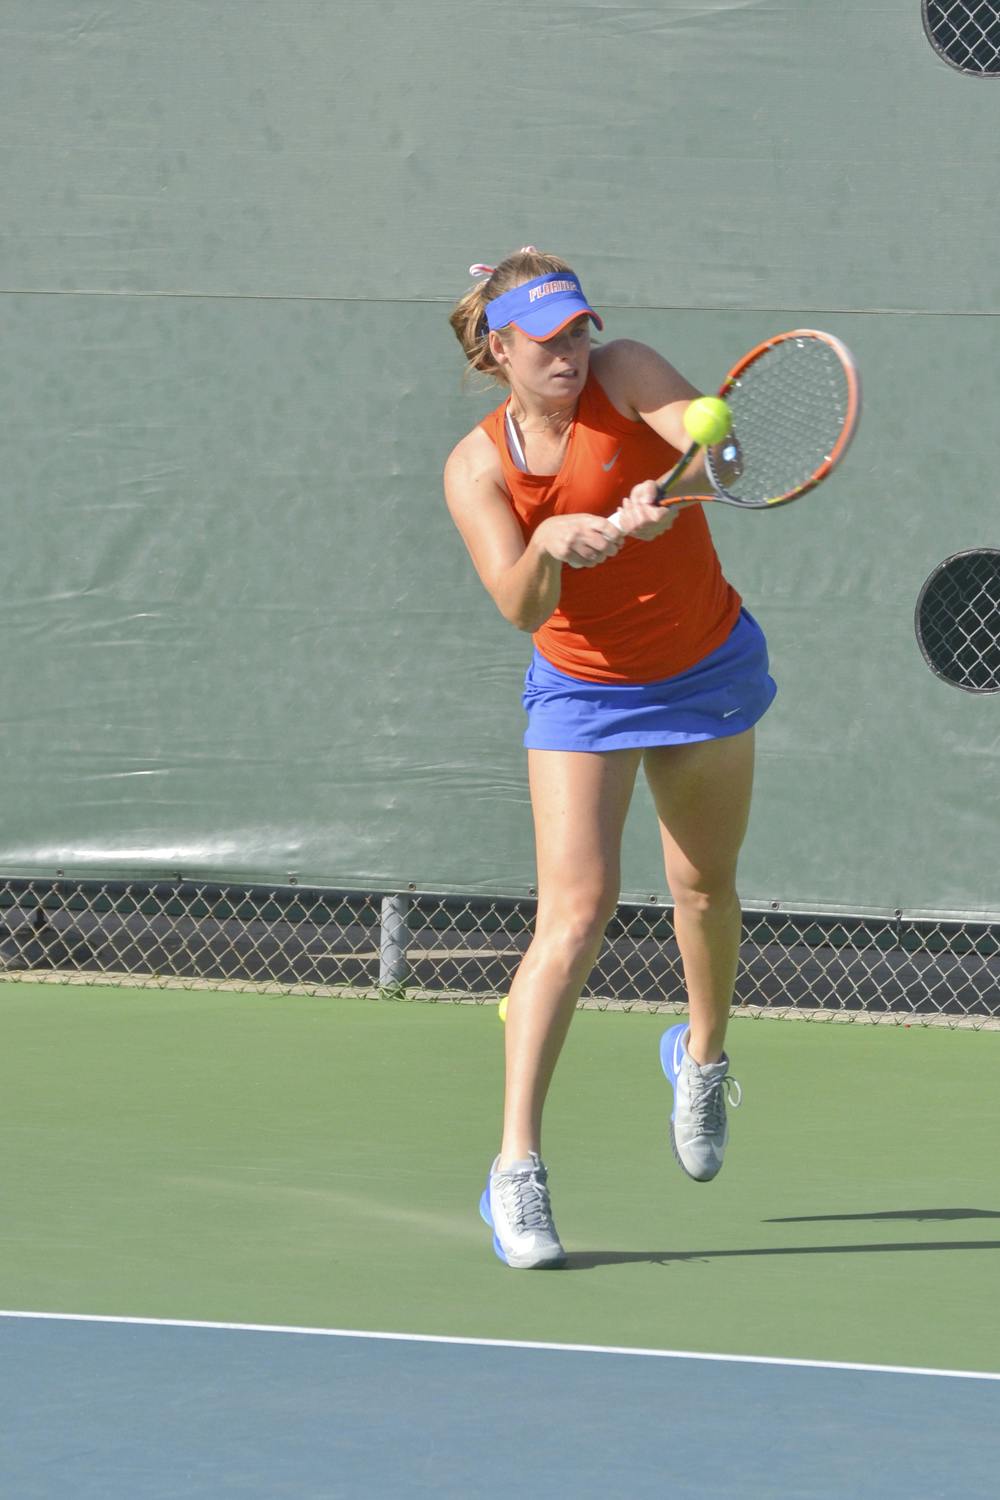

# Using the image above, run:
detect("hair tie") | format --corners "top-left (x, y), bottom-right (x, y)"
top-left (469, 247), bottom-right (539, 281)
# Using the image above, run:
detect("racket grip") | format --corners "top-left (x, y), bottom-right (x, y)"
top-left (608, 491), bottom-right (674, 531)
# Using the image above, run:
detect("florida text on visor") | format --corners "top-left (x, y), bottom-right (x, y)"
top-left (485, 273), bottom-right (604, 341)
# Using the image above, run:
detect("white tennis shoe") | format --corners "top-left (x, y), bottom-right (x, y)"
top-left (660, 1022), bottom-right (742, 1182)
top-left (479, 1153), bottom-right (567, 1269)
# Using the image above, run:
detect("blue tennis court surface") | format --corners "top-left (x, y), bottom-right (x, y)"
top-left (2, 1312), bottom-right (998, 1498)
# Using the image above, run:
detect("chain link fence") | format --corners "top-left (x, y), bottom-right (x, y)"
top-left (1, 877), bottom-right (998, 1028)
top-left (922, 0), bottom-right (1000, 75)
top-left (916, 549), bottom-right (1000, 693)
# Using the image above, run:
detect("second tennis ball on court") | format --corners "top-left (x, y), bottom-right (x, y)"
top-left (497, 995), bottom-right (508, 1023)
top-left (684, 396), bottom-right (731, 445)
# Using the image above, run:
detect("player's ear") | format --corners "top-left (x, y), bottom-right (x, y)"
top-left (488, 330), bottom-right (509, 368)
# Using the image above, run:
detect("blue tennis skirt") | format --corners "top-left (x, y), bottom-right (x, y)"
top-left (522, 608), bottom-right (777, 752)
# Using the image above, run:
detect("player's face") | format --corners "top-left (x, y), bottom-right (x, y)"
top-left (497, 316), bottom-right (591, 404)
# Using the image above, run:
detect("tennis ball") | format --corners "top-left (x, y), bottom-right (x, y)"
top-left (684, 396), bottom-right (731, 446)
top-left (497, 995), bottom-right (508, 1023)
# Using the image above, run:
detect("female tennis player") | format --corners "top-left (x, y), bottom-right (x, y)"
top-left (444, 248), bottom-right (775, 1269)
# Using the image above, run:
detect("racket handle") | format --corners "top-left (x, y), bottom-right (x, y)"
top-left (653, 439), bottom-right (700, 503)
top-left (608, 439), bottom-right (702, 532)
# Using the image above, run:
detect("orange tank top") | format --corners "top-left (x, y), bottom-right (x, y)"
top-left (480, 372), bottom-right (741, 683)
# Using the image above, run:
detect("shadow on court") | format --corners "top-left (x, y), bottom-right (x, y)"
top-left (565, 1235), bottom-right (1000, 1269)
top-left (763, 1207), bottom-right (1000, 1223)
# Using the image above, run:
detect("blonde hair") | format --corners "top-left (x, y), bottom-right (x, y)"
top-left (449, 247), bottom-right (576, 385)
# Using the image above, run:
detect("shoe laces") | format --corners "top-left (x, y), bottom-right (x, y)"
top-left (688, 1067), bottom-right (743, 1134)
top-left (498, 1164), bottom-right (554, 1234)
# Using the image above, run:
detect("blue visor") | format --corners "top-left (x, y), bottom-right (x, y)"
top-left (485, 273), bottom-right (603, 341)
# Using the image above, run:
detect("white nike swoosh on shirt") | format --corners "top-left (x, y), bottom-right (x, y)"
top-left (602, 448), bottom-right (622, 472)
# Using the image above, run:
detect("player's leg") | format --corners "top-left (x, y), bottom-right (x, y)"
top-left (481, 745), bottom-right (640, 1269)
top-left (643, 729), bottom-right (755, 1179)
top-left (500, 745), bottom-right (642, 1164)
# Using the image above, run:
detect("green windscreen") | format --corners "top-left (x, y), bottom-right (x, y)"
top-left (1, 1), bottom-right (997, 919)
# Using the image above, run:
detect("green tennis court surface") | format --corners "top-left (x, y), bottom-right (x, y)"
top-left (2, 982), bottom-right (998, 1495)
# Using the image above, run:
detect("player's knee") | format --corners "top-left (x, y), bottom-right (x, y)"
top-left (671, 872), bottom-right (739, 917)
top-left (539, 886), bottom-right (618, 958)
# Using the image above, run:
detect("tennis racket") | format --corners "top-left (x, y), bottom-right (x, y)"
top-left (608, 328), bottom-right (861, 528)
top-left (915, 548), bottom-right (1000, 694)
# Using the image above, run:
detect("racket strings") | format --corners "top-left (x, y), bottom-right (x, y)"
top-left (918, 552), bottom-right (1000, 693)
top-left (708, 338), bottom-right (852, 506)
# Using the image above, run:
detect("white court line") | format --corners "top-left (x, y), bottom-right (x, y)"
top-left (1, 1310), bottom-right (998, 1383)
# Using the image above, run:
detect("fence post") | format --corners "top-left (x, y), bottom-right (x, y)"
top-left (379, 893), bottom-right (410, 993)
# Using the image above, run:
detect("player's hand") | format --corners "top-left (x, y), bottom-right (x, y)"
top-left (613, 481), bottom-right (695, 541)
top-left (535, 513), bottom-right (627, 570)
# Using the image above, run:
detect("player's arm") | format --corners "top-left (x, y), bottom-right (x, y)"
top-left (597, 339), bottom-right (707, 537)
top-left (443, 431), bottom-right (624, 632)
top-left (604, 338), bottom-right (703, 455)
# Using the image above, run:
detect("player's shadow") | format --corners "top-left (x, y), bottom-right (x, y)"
top-left (564, 1213), bottom-right (1000, 1270)
top-left (762, 1207), bottom-right (1000, 1224)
